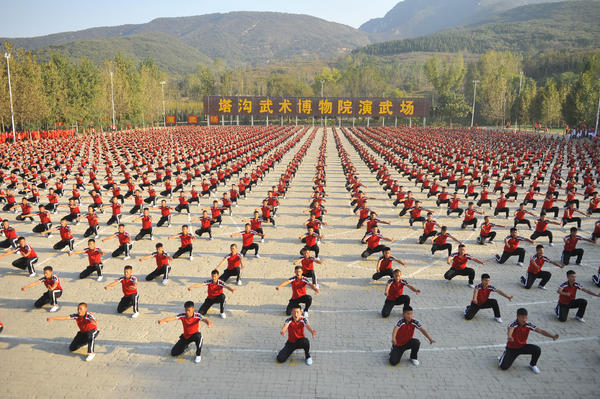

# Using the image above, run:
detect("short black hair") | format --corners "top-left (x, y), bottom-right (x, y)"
top-left (536, 244), bottom-right (544, 250)
top-left (566, 269), bottom-right (576, 276)
top-left (43, 266), bottom-right (53, 272)
top-left (184, 301), bottom-right (195, 309)
top-left (481, 273), bottom-right (490, 279)
top-left (124, 265), bottom-right (132, 271)
top-left (517, 308), bottom-right (528, 316)
top-left (403, 306), bottom-right (413, 313)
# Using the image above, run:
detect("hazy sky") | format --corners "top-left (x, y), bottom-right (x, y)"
top-left (1, 0), bottom-right (401, 37)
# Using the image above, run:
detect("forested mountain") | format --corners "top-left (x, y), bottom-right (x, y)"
top-left (359, 0), bottom-right (568, 39)
top-left (354, 0), bottom-right (600, 56)
top-left (1, 12), bottom-right (373, 74)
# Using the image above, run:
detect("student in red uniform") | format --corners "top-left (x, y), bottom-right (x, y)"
top-left (460, 202), bottom-right (484, 229)
top-left (133, 208), bottom-right (154, 241)
top-left (102, 197), bottom-right (122, 226)
top-left (203, 200), bottom-right (223, 227)
top-left (139, 243), bottom-right (172, 285)
top-left (561, 202), bottom-right (588, 228)
top-left (104, 265), bottom-right (139, 318)
top-left (293, 248), bottom-right (324, 286)
top-left (276, 266), bottom-right (320, 317)
top-left (520, 245), bottom-right (564, 289)
top-left (513, 203), bottom-right (536, 229)
top-left (192, 210), bottom-right (214, 240)
top-left (445, 244), bottom-right (486, 287)
top-left (276, 305), bottom-right (317, 365)
top-left (259, 199), bottom-right (276, 227)
top-left (215, 244), bottom-right (245, 286)
top-left (418, 212), bottom-right (440, 244)
top-left (494, 228), bottom-right (534, 266)
top-left (47, 302), bottom-right (100, 362)
top-left (561, 227), bottom-right (593, 265)
top-left (430, 226), bottom-right (461, 257)
top-left (540, 194), bottom-right (559, 218)
top-left (175, 191), bottom-right (191, 219)
top-left (299, 226), bottom-right (323, 259)
top-left (70, 239), bottom-right (105, 281)
top-left (554, 270), bottom-right (600, 322)
top-left (158, 301), bottom-right (213, 363)
top-left (78, 206), bottom-right (100, 238)
top-left (494, 193), bottom-right (514, 218)
top-left (188, 270), bottom-right (236, 318)
top-left (231, 223), bottom-right (263, 258)
top-left (22, 204), bottom-right (53, 236)
top-left (0, 219), bottom-right (19, 250)
top-left (477, 216), bottom-right (504, 245)
top-left (168, 225), bottom-right (195, 261)
top-left (21, 266), bottom-right (62, 312)
top-left (372, 248), bottom-right (407, 281)
top-left (156, 199), bottom-right (172, 228)
top-left (381, 269), bottom-right (421, 318)
top-left (498, 308), bottom-right (558, 373)
top-left (42, 219), bottom-right (75, 252)
top-left (529, 214), bottom-right (560, 246)
top-left (0, 237), bottom-right (39, 277)
top-left (103, 223), bottom-right (133, 260)
top-left (361, 226), bottom-right (394, 258)
top-left (464, 273), bottom-right (513, 322)
top-left (389, 306), bottom-right (435, 367)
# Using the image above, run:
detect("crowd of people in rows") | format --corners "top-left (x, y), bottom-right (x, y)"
top-left (1, 125), bottom-right (599, 372)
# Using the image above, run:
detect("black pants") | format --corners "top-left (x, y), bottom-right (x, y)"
top-left (276, 338), bottom-right (310, 362)
top-left (477, 199), bottom-right (492, 207)
top-left (556, 298), bottom-right (587, 321)
top-left (195, 227), bottom-right (212, 238)
top-left (175, 204), bottom-right (190, 214)
top-left (361, 245), bottom-right (389, 258)
top-left (135, 228), bottom-right (153, 241)
top-left (198, 294), bottom-right (225, 315)
top-left (562, 217), bottom-right (581, 228)
top-left (33, 222), bottom-right (52, 234)
top-left (389, 338), bottom-right (420, 365)
top-left (117, 293), bottom-right (139, 313)
top-left (241, 243), bottom-right (259, 256)
top-left (497, 248), bottom-right (525, 264)
top-left (112, 243), bottom-right (132, 258)
top-left (381, 295), bottom-right (410, 318)
top-left (220, 267), bottom-right (241, 283)
top-left (524, 198), bottom-right (537, 208)
top-left (522, 270), bottom-right (551, 289)
top-left (302, 270), bottom-right (317, 285)
top-left (444, 267), bottom-right (475, 284)
top-left (286, 295), bottom-right (312, 315)
top-left (80, 263), bottom-right (103, 279)
top-left (447, 208), bottom-right (464, 217)
top-left (301, 245), bottom-right (319, 258)
top-left (53, 239), bottom-right (75, 252)
top-left (514, 219), bottom-right (531, 229)
top-left (465, 299), bottom-right (500, 319)
top-left (461, 218), bottom-right (477, 229)
top-left (409, 216), bottom-right (425, 226)
top-left (146, 266), bottom-right (170, 281)
top-left (12, 257), bottom-right (38, 274)
top-left (561, 249), bottom-right (583, 265)
top-left (157, 215), bottom-right (171, 227)
top-left (499, 344), bottom-right (540, 370)
top-left (129, 205), bottom-right (141, 214)
top-left (478, 232), bottom-right (496, 244)
top-left (494, 207), bottom-right (509, 218)
top-left (0, 237), bottom-right (18, 249)
top-left (593, 274), bottom-right (600, 287)
top-left (372, 268), bottom-right (394, 281)
top-left (542, 207), bottom-right (559, 218)
top-left (530, 230), bottom-right (552, 243)
top-left (107, 214), bottom-right (121, 226)
top-left (69, 329), bottom-right (99, 354)
top-left (431, 243), bottom-right (452, 256)
top-left (172, 245), bottom-right (193, 259)
top-left (34, 290), bottom-right (62, 307)
top-left (171, 332), bottom-right (203, 356)
top-left (84, 225), bottom-right (99, 238)
top-left (419, 231), bottom-right (436, 244)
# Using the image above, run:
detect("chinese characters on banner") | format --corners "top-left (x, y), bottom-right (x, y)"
top-left (165, 115), bottom-right (176, 124)
top-left (204, 96), bottom-right (431, 118)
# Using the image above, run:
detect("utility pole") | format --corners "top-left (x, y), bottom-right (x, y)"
top-left (470, 80), bottom-right (480, 128)
top-left (4, 52), bottom-right (16, 142)
top-left (109, 71), bottom-right (116, 130)
top-left (595, 85), bottom-right (600, 136)
top-left (160, 81), bottom-right (166, 127)
top-left (516, 71), bottom-right (523, 130)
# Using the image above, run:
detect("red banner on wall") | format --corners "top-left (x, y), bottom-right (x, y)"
top-left (209, 115), bottom-right (219, 125)
top-left (165, 115), bottom-right (176, 125)
top-left (188, 115), bottom-right (198, 124)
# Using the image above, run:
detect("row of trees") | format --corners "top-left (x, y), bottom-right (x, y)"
top-left (424, 51), bottom-right (600, 128)
top-left (0, 41), bottom-right (599, 131)
top-left (0, 43), bottom-right (165, 131)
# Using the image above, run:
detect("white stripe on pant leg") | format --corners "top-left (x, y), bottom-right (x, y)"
top-left (133, 293), bottom-right (139, 313)
top-left (90, 330), bottom-right (98, 353)
top-left (498, 349), bottom-right (506, 366)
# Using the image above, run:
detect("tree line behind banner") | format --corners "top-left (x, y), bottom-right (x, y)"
top-left (204, 96), bottom-right (431, 118)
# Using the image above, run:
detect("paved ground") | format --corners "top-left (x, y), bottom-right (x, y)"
top-left (0, 127), bottom-right (598, 398)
